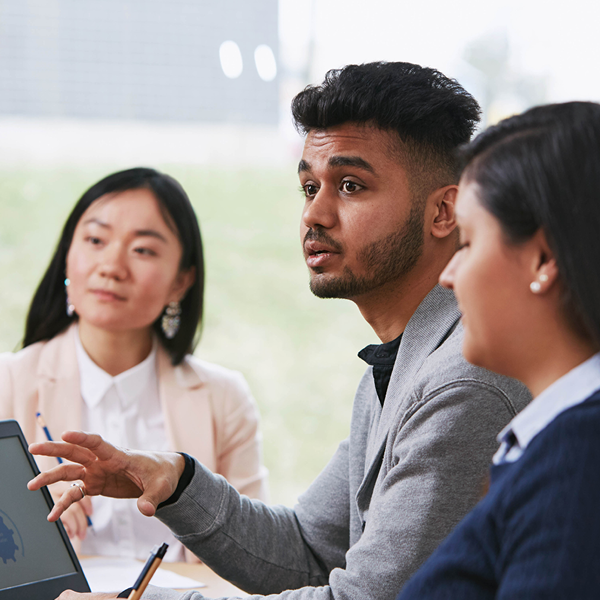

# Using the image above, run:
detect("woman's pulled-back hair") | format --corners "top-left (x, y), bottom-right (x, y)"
top-left (460, 101), bottom-right (600, 346)
top-left (23, 167), bottom-right (204, 365)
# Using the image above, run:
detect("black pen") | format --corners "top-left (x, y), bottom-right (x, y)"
top-left (127, 543), bottom-right (169, 600)
top-left (36, 411), bottom-right (94, 530)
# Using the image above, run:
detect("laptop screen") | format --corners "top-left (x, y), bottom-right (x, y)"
top-left (0, 420), bottom-right (90, 599)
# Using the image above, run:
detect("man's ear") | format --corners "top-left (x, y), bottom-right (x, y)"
top-left (429, 185), bottom-right (458, 239)
top-left (168, 266), bottom-right (196, 304)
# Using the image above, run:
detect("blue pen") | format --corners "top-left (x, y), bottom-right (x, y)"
top-left (36, 411), bottom-right (94, 531)
top-left (36, 411), bottom-right (63, 463)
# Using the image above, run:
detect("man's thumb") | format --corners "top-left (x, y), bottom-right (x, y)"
top-left (137, 495), bottom-right (158, 517)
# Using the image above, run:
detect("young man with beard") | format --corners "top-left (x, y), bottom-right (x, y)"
top-left (30, 62), bottom-right (530, 600)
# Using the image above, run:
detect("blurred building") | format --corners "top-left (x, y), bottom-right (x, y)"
top-left (0, 0), bottom-right (279, 125)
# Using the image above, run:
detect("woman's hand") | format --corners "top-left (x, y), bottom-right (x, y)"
top-left (49, 482), bottom-right (94, 540)
top-left (28, 430), bottom-right (186, 523)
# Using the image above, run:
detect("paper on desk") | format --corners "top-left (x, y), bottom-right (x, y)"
top-left (80, 557), bottom-right (206, 593)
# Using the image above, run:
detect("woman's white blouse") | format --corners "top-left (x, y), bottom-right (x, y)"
top-left (74, 329), bottom-right (186, 562)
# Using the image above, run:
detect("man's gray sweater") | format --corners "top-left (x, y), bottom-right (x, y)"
top-left (147, 286), bottom-right (531, 600)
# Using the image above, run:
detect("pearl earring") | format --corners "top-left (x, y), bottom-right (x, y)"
top-left (531, 273), bottom-right (549, 293)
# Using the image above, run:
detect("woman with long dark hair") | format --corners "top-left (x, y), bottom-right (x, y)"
top-left (398, 102), bottom-right (600, 597)
top-left (0, 167), bottom-right (268, 561)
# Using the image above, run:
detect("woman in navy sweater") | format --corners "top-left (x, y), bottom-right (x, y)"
top-left (398, 102), bottom-right (600, 598)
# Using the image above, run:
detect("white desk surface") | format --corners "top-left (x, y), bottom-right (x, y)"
top-left (161, 561), bottom-right (247, 597)
top-left (80, 556), bottom-right (247, 598)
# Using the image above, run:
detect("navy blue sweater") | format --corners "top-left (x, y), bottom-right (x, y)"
top-left (398, 390), bottom-right (600, 599)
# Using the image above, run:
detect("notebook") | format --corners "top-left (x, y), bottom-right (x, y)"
top-left (0, 419), bottom-right (90, 599)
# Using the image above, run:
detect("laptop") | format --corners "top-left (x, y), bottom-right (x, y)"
top-left (0, 419), bottom-right (90, 599)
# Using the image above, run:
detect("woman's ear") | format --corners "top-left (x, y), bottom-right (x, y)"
top-left (530, 230), bottom-right (559, 294)
top-left (430, 185), bottom-right (458, 239)
top-left (169, 266), bottom-right (196, 303)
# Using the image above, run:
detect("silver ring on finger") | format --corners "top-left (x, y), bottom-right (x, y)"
top-left (70, 482), bottom-right (86, 499)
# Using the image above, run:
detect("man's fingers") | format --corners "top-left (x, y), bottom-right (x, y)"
top-left (29, 432), bottom-right (182, 514)
top-left (30, 431), bottom-right (119, 466)
top-left (61, 430), bottom-right (121, 462)
top-left (47, 483), bottom-right (90, 523)
top-left (29, 439), bottom-right (97, 466)
top-left (28, 462), bottom-right (86, 491)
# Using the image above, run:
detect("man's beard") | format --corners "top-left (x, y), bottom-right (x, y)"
top-left (307, 201), bottom-right (425, 300)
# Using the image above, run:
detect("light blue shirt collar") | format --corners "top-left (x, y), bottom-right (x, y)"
top-left (493, 352), bottom-right (600, 464)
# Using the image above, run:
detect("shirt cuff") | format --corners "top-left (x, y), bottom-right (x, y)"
top-left (157, 452), bottom-right (195, 509)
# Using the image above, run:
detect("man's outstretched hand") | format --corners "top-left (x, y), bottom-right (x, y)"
top-left (28, 430), bottom-right (186, 522)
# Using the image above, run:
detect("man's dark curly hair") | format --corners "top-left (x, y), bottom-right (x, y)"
top-left (292, 62), bottom-right (481, 198)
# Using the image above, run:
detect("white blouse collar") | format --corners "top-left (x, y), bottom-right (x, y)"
top-left (74, 326), bottom-right (158, 409)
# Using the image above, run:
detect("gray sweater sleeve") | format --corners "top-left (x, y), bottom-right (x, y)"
top-left (146, 378), bottom-right (518, 600)
top-left (151, 439), bottom-right (350, 598)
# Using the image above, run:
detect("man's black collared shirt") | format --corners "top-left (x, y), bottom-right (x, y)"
top-left (358, 334), bottom-right (402, 406)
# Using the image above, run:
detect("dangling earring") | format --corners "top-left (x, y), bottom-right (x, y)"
top-left (65, 278), bottom-right (75, 317)
top-left (161, 301), bottom-right (181, 339)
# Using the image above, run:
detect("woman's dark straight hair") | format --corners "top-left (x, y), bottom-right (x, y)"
top-left (459, 101), bottom-right (600, 347)
top-left (23, 167), bottom-right (204, 365)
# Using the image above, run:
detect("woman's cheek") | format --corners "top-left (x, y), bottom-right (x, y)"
top-left (134, 272), bottom-right (174, 311)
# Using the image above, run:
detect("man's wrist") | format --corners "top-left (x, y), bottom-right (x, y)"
top-left (157, 453), bottom-right (195, 509)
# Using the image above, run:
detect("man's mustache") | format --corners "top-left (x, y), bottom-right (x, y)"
top-left (303, 228), bottom-right (343, 253)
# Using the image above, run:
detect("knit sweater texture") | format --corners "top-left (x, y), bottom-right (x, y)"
top-left (399, 390), bottom-right (600, 599)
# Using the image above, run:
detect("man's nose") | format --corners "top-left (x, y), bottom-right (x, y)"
top-left (301, 187), bottom-right (337, 231)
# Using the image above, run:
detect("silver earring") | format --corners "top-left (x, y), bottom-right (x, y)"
top-left (161, 301), bottom-right (181, 339)
top-left (539, 274), bottom-right (549, 283)
top-left (65, 278), bottom-right (75, 317)
top-left (530, 281), bottom-right (542, 293)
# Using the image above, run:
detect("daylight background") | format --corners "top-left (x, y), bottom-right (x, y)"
top-left (1, 0), bottom-right (599, 505)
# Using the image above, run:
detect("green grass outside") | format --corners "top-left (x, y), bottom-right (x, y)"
top-left (0, 165), bottom-right (375, 506)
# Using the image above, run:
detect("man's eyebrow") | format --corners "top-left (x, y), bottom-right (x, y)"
top-left (328, 156), bottom-right (375, 174)
top-left (298, 156), bottom-right (376, 175)
top-left (298, 159), bottom-right (310, 174)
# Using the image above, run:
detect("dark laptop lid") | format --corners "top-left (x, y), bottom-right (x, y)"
top-left (0, 419), bottom-right (90, 599)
